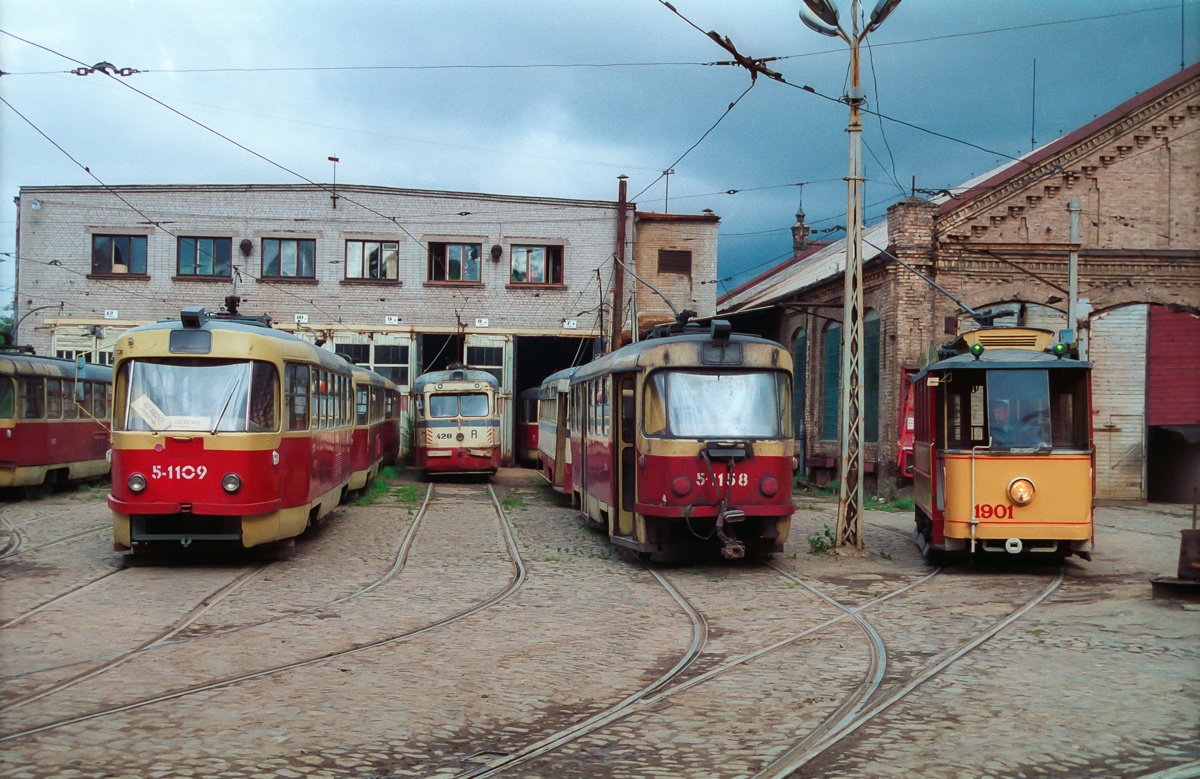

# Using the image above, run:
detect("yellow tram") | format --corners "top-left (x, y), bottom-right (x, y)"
top-left (911, 327), bottom-right (1093, 561)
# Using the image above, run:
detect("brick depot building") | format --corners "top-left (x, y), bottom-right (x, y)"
top-left (12, 183), bottom-right (718, 463)
top-left (719, 62), bottom-right (1200, 502)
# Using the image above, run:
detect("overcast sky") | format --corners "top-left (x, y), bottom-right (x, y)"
top-left (1, 0), bottom-right (1196, 310)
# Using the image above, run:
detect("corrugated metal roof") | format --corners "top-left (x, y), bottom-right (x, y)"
top-left (718, 220), bottom-right (890, 314)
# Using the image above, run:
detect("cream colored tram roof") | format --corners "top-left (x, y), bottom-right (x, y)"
top-left (117, 318), bottom-right (351, 372)
top-left (571, 331), bottom-right (785, 384)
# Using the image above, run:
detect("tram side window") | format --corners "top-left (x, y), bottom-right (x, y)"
top-left (942, 372), bottom-right (988, 449)
top-left (1049, 370), bottom-right (1089, 449)
top-left (0, 378), bottom-right (14, 419)
top-left (45, 379), bottom-right (62, 420)
top-left (286, 364), bottom-right (310, 431)
top-left (249, 362), bottom-right (278, 432)
top-left (643, 373), bottom-right (667, 437)
top-left (19, 378), bottom-right (44, 420)
top-left (62, 381), bottom-right (78, 419)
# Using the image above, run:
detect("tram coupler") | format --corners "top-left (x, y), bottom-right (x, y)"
top-left (716, 509), bottom-right (746, 559)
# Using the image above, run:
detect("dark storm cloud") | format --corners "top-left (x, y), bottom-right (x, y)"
top-left (1, 0), bottom-right (1196, 301)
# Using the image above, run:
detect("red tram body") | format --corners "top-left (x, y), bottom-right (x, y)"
top-left (0, 348), bottom-right (112, 489)
top-left (516, 386), bottom-right (539, 465)
top-left (348, 365), bottom-right (399, 493)
top-left (109, 307), bottom-right (361, 552)
top-left (569, 320), bottom-right (794, 560)
top-left (536, 366), bottom-right (575, 493)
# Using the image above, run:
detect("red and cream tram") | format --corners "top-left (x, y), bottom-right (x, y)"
top-left (348, 364), bottom-right (397, 493)
top-left (0, 346), bottom-right (112, 489)
top-left (536, 366), bottom-right (575, 494)
top-left (911, 327), bottom-right (1094, 561)
top-left (412, 367), bottom-right (500, 475)
top-left (109, 306), bottom-right (357, 553)
top-left (570, 318), bottom-right (794, 560)
top-left (516, 386), bottom-right (540, 465)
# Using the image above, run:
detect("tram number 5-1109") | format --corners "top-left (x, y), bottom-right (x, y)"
top-left (974, 503), bottom-right (1015, 519)
top-left (151, 465), bottom-right (209, 480)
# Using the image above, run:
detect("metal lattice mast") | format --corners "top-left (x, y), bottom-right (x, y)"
top-left (836, 3), bottom-right (865, 550)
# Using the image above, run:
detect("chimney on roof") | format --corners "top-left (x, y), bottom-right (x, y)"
top-left (792, 202), bottom-right (810, 255)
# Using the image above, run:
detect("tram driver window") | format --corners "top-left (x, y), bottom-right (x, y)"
top-left (942, 372), bottom-right (987, 450)
top-left (0, 378), bottom-right (14, 420)
top-left (285, 364), bottom-right (310, 431)
top-left (985, 370), bottom-right (1051, 450)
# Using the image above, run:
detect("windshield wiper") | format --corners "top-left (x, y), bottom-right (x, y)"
top-left (210, 373), bottom-right (247, 434)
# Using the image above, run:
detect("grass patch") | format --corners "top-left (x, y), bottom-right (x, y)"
top-left (866, 495), bottom-right (914, 512)
top-left (501, 496), bottom-right (529, 512)
top-left (807, 523), bottom-right (835, 555)
top-left (392, 483), bottom-right (423, 505)
top-left (352, 477), bottom-right (391, 507)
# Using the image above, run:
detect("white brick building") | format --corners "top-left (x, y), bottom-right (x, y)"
top-left (13, 183), bottom-right (718, 461)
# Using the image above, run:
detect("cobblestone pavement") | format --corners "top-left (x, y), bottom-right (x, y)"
top-left (0, 474), bottom-right (1196, 778)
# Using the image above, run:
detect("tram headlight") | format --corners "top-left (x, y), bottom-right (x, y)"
top-left (760, 476), bottom-right (780, 497)
top-left (671, 476), bottom-right (692, 497)
top-left (127, 473), bottom-right (147, 493)
top-left (221, 473), bottom-right (242, 494)
top-left (1007, 478), bottom-right (1035, 506)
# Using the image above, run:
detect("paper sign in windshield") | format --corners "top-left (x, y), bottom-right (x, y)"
top-left (131, 395), bottom-right (169, 430)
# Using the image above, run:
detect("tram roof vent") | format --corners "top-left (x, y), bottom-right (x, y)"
top-left (955, 327), bottom-right (1054, 353)
top-left (451, 369), bottom-right (466, 381)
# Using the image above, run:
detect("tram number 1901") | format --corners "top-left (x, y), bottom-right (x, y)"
top-left (974, 503), bottom-right (1015, 519)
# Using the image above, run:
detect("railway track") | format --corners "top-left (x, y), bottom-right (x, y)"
top-left (0, 484), bottom-right (436, 681)
top-left (451, 563), bottom-right (934, 778)
top-left (0, 483), bottom-right (526, 744)
top-left (454, 558), bottom-right (1064, 778)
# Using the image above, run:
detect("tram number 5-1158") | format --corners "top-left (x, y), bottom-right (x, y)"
top-left (696, 472), bottom-right (749, 487)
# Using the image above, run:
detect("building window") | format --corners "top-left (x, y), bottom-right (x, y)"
top-left (178, 237), bottom-right (232, 277)
top-left (335, 344), bottom-right (370, 365)
top-left (821, 321), bottom-right (840, 440)
top-left (55, 350), bottom-right (114, 366)
top-left (466, 345), bottom-right (503, 385)
top-left (658, 249), bottom-right (692, 276)
top-left (428, 243), bottom-right (481, 283)
top-left (511, 245), bottom-right (563, 284)
top-left (864, 309), bottom-right (880, 443)
top-left (92, 234), bottom-right (147, 275)
top-left (346, 240), bottom-right (399, 280)
top-left (373, 345), bottom-right (410, 386)
top-left (263, 238), bottom-right (316, 279)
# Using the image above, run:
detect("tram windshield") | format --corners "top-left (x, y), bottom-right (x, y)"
top-left (644, 370), bottom-right (789, 439)
top-left (942, 368), bottom-right (1088, 451)
top-left (428, 392), bottom-right (489, 418)
top-left (0, 377), bottom-right (13, 420)
top-left (120, 359), bottom-right (278, 433)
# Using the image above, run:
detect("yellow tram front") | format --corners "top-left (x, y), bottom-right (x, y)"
top-left (412, 368), bottom-right (500, 475)
top-left (912, 328), bottom-right (1093, 561)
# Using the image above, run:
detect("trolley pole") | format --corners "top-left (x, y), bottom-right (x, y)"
top-left (799, 0), bottom-right (903, 551)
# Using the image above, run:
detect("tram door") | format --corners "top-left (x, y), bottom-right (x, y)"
top-left (615, 374), bottom-right (636, 537)
top-left (555, 388), bottom-right (569, 487)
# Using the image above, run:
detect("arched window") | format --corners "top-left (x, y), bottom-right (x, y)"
top-left (864, 309), bottom-right (880, 443)
top-left (791, 326), bottom-right (806, 440)
top-left (821, 321), bottom-right (840, 440)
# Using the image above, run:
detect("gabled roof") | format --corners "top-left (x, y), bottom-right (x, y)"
top-left (939, 61), bottom-right (1200, 217)
top-left (718, 221), bottom-right (889, 314)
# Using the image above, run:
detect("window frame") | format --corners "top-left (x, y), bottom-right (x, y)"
top-left (177, 236), bottom-right (233, 278)
top-left (262, 238), bottom-right (317, 280)
top-left (510, 244), bottom-right (564, 286)
top-left (91, 234), bottom-right (148, 277)
top-left (345, 239), bottom-right (400, 282)
top-left (428, 242), bottom-right (483, 284)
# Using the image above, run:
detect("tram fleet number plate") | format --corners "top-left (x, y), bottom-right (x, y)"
top-left (151, 465), bottom-right (209, 480)
top-left (974, 504), bottom-right (1016, 519)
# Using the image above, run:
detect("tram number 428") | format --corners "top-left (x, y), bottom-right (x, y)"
top-left (151, 465), bottom-right (209, 480)
top-left (974, 503), bottom-right (1016, 519)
